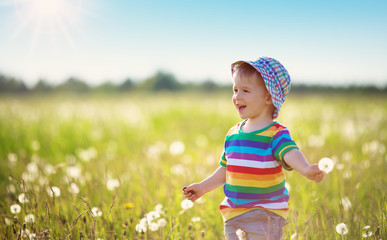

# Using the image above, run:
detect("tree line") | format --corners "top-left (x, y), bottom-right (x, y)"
top-left (0, 71), bottom-right (386, 94)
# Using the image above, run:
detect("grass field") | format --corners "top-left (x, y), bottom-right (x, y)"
top-left (0, 92), bottom-right (386, 239)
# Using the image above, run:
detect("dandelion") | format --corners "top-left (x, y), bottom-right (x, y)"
top-left (149, 222), bottom-right (159, 231)
top-left (10, 204), bottom-right (21, 214)
top-left (336, 223), bottom-right (349, 235)
top-left (18, 193), bottom-right (29, 204)
top-left (44, 164), bottom-right (55, 175)
top-left (106, 178), bottom-right (120, 191)
top-left (155, 204), bottom-right (163, 213)
top-left (135, 222), bottom-right (147, 233)
top-left (68, 183), bottom-right (80, 194)
top-left (171, 164), bottom-right (185, 175)
top-left (362, 225), bottom-right (372, 238)
top-left (29, 233), bottom-right (37, 240)
top-left (78, 147), bottom-right (98, 162)
top-left (191, 217), bottom-right (201, 222)
top-left (25, 213), bottom-right (35, 223)
top-left (27, 161), bottom-right (39, 174)
top-left (181, 199), bottom-right (193, 210)
top-left (91, 207), bottom-right (102, 217)
top-left (146, 211), bottom-right (160, 221)
top-left (169, 141), bottom-right (185, 155)
top-left (21, 228), bottom-right (31, 238)
top-left (4, 218), bottom-right (12, 226)
top-left (318, 157), bottom-right (334, 174)
top-left (157, 218), bottom-right (167, 227)
top-left (67, 165), bottom-right (81, 179)
top-left (123, 202), bottom-right (134, 209)
top-left (7, 184), bottom-right (16, 194)
top-left (340, 197), bottom-right (352, 211)
top-left (47, 186), bottom-right (61, 197)
top-left (8, 153), bottom-right (17, 166)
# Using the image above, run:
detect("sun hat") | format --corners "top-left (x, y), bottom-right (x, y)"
top-left (231, 57), bottom-right (291, 118)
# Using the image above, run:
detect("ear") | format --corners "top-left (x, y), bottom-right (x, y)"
top-left (265, 92), bottom-right (273, 105)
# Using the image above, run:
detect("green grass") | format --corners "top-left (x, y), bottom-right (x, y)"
top-left (0, 93), bottom-right (386, 239)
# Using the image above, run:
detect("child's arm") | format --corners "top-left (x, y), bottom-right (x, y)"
top-left (284, 149), bottom-right (324, 183)
top-left (183, 166), bottom-right (226, 202)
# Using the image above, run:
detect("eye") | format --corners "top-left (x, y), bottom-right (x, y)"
top-left (243, 89), bottom-right (249, 93)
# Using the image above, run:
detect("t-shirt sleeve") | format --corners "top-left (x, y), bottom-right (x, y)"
top-left (219, 150), bottom-right (227, 168)
top-left (272, 128), bottom-right (299, 171)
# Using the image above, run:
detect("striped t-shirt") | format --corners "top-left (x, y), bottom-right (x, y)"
top-left (219, 120), bottom-right (298, 221)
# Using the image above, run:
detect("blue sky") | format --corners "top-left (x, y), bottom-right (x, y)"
top-left (0, 0), bottom-right (386, 87)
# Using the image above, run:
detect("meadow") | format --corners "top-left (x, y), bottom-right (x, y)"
top-left (0, 92), bottom-right (386, 239)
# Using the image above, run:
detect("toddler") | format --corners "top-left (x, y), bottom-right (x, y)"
top-left (183, 57), bottom-right (324, 240)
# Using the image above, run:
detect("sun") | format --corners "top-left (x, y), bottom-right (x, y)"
top-left (14, 0), bottom-right (83, 34)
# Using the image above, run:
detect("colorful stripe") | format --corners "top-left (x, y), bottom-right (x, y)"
top-left (219, 120), bottom-right (298, 221)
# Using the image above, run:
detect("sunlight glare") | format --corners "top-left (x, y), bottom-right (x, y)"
top-left (15, 0), bottom-right (82, 34)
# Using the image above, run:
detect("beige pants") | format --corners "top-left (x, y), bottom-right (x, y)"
top-left (224, 209), bottom-right (286, 240)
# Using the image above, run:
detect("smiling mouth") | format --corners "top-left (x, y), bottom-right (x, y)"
top-left (237, 105), bottom-right (246, 112)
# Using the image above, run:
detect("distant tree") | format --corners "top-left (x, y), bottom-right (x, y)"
top-left (94, 81), bottom-right (118, 92)
top-left (199, 79), bottom-right (218, 92)
top-left (142, 71), bottom-right (181, 91)
top-left (0, 74), bottom-right (28, 93)
top-left (55, 77), bottom-right (90, 93)
top-left (32, 79), bottom-right (53, 92)
top-left (119, 78), bottom-right (135, 91)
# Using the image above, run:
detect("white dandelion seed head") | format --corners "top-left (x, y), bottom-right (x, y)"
top-left (169, 141), bottom-right (185, 155)
top-left (155, 204), bottom-right (164, 214)
top-left (4, 217), bottom-right (12, 226)
top-left (21, 228), bottom-right (31, 238)
top-left (47, 186), bottom-right (61, 197)
top-left (191, 217), bottom-right (201, 222)
top-left (149, 222), bottom-right (159, 231)
top-left (68, 183), bottom-right (80, 194)
top-left (135, 223), bottom-right (147, 233)
top-left (8, 153), bottom-right (18, 166)
top-left (340, 197), bottom-right (352, 211)
top-left (10, 204), bottom-right (21, 214)
top-left (18, 193), bottom-right (29, 204)
top-left (91, 207), bottom-right (102, 217)
top-left (318, 157), bottom-right (334, 174)
top-left (7, 184), bottom-right (16, 194)
top-left (170, 164), bottom-right (185, 175)
top-left (25, 213), bottom-right (35, 223)
top-left (363, 225), bottom-right (370, 230)
top-left (362, 231), bottom-right (372, 238)
top-left (44, 164), bottom-right (55, 175)
top-left (106, 178), bottom-right (120, 191)
top-left (157, 218), bottom-right (167, 227)
top-left (336, 223), bottom-right (349, 235)
top-left (29, 233), bottom-right (37, 240)
top-left (78, 147), bottom-right (98, 162)
top-left (67, 165), bottom-right (81, 179)
top-left (27, 162), bottom-right (39, 174)
top-left (291, 233), bottom-right (298, 239)
top-left (146, 211), bottom-right (160, 222)
top-left (181, 199), bottom-right (193, 210)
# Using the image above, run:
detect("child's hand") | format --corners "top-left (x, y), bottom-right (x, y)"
top-left (304, 164), bottom-right (325, 183)
top-left (183, 183), bottom-right (205, 202)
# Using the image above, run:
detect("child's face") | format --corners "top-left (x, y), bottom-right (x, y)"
top-left (232, 71), bottom-right (273, 121)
